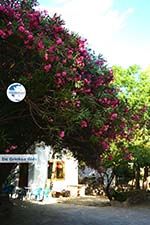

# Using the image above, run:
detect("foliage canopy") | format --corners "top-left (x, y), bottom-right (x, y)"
top-left (0, 0), bottom-right (134, 167)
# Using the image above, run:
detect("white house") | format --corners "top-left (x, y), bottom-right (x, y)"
top-left (27, 142), bottom-right (81, 198)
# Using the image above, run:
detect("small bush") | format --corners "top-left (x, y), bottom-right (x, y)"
top-left (125, 190), bottom-right (148, 205)
top-left (112, 190), bottom-right (127, 202)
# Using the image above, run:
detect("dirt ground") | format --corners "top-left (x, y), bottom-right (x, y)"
top-left (1, 196), bottom-right (150, 225)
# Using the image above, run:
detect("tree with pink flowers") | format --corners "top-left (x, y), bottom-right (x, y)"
top-left (0, 0), bottom-right (134, 188)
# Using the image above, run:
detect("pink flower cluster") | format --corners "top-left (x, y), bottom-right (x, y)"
top-left (59, 130), bottom-right (65, 138)
top-left (55, 72), bottom-right (67, 88)
top-left (5, 145), bottom-right (17, 153)
top-left (101, 141), bottom-right (109, 150)
top-left (124, 152), bottom-right (133, 161)
top-left (27, 11), bottom-right (40, 29)
top-left (99, 98), bottom-right (119, 108)
top-left (94, 76), bottom-right (104, 88)
top-left (1, 1), bottom-right (137, 158)
top-left (80, 120), bottom-right (88, 128)
top-left (93, 124), bottom-right (110, 136)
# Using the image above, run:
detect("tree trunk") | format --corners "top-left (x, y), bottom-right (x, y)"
top-left (103, 171), bottom-right (115, 201)
top-left (0, 164), bottom-right (14, 192)
top-left (104, 183), bottom-right (113, 201)
top-left (135, 164), bottom-right (140, 190)
top-left (0, 164), bottom-right (14, 216)
top-left (143, 166), bottom-right (149, 189)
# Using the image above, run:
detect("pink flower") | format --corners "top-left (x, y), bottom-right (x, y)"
top-left (68, 49), bottom-right (73, 54)
top-left (49, 56), bottom-right (55, 63)
top-left (124, 107), bottom-right (129, 113)
top-left (124, 153), bottom-right (133, 161)
top-left (75, 100), bottom-right (80, 107)
top-left (54, 26), bottom-right (63, 32)
top-left (7, 29), bottom-right (13, 36)
top-left (0, 6), bottom-right (5, 12)
top-left (101, 141), bottom-right (109, 150)
top-left (18, 26), bottom-right (25, 33)
top-left (5, 149), bottom-right (10, 153)
top-left (37, 40), bottom-right (44, 49)
top-left (62, 71), bottom-right (67, 77)
top-left (59, 130), bottom-right (65, 138)
top-left (131, 114), bottom-right (140, 121)
top-left (44, 64), bottom-right (52, 72)
top-left (56, 73), bottom-right (61, 77)
top-left (0, 29), bottom-right (6, 38)
top-left (110, 113), bottom-right (118, 121)
top-left (109, 69), bottom-right (113, 75)
top-left (10, 145), bottom-right (17, 150)
top-left (72, 68), bottom-right (77, 72)
top-left (25, 30), bottom-right (30, 36)
top-left (55, 77), bottom-right (64, 87)
top-left (48, 46), bottom-right (55, 53)
top-left (62, 59), bottom-right (67, 64)
top-left (84, 78), bottom-right (91, 85)
top-left (28, 11), bottom-right (40, 28)
top-left (56, 38), bottom-right (63, 45)
top-left (24, 40), bottom-right (29, 45)
top-left (44, 53), bottom-right (49, 61)
top-left (80, 120), bottom-right (88, 128)
top-left (55, 56), bottom-right (59, 61)
top-left (27, 34), bottom-right (34, 41)
top-left (95, 77), bottom-right (104, 87)
top-left (67, 54), bottom-right (73, 59)
top-left (72, 91), bottom-right (77, 96)
top-left (108, 155), bottom-right (113, 161)
top-left (101, 125), bottom-right (109, 133)
top-left (14, 12), bottom-right (21, 20)
top-left (120, 122), bottom-right (125, 129)
top-left (83, 88), bottom-right (91, 94)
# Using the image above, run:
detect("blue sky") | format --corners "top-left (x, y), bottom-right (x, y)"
top-left (37, 0), bottom-right (150, 69)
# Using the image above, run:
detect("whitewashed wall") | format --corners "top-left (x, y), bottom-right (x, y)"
top-left (28, 143), bottom-right (51, 190)
top-left (28, 145), bottom-right (78, 193)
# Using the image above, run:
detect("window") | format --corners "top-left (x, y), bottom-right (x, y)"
top-left (48, 161), bottom-right (65, 180)
top-left (55, 161), bottom-right (65, 179)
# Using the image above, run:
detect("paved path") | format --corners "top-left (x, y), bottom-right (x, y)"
top-left (1, 200), bottom-right (150, 225)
